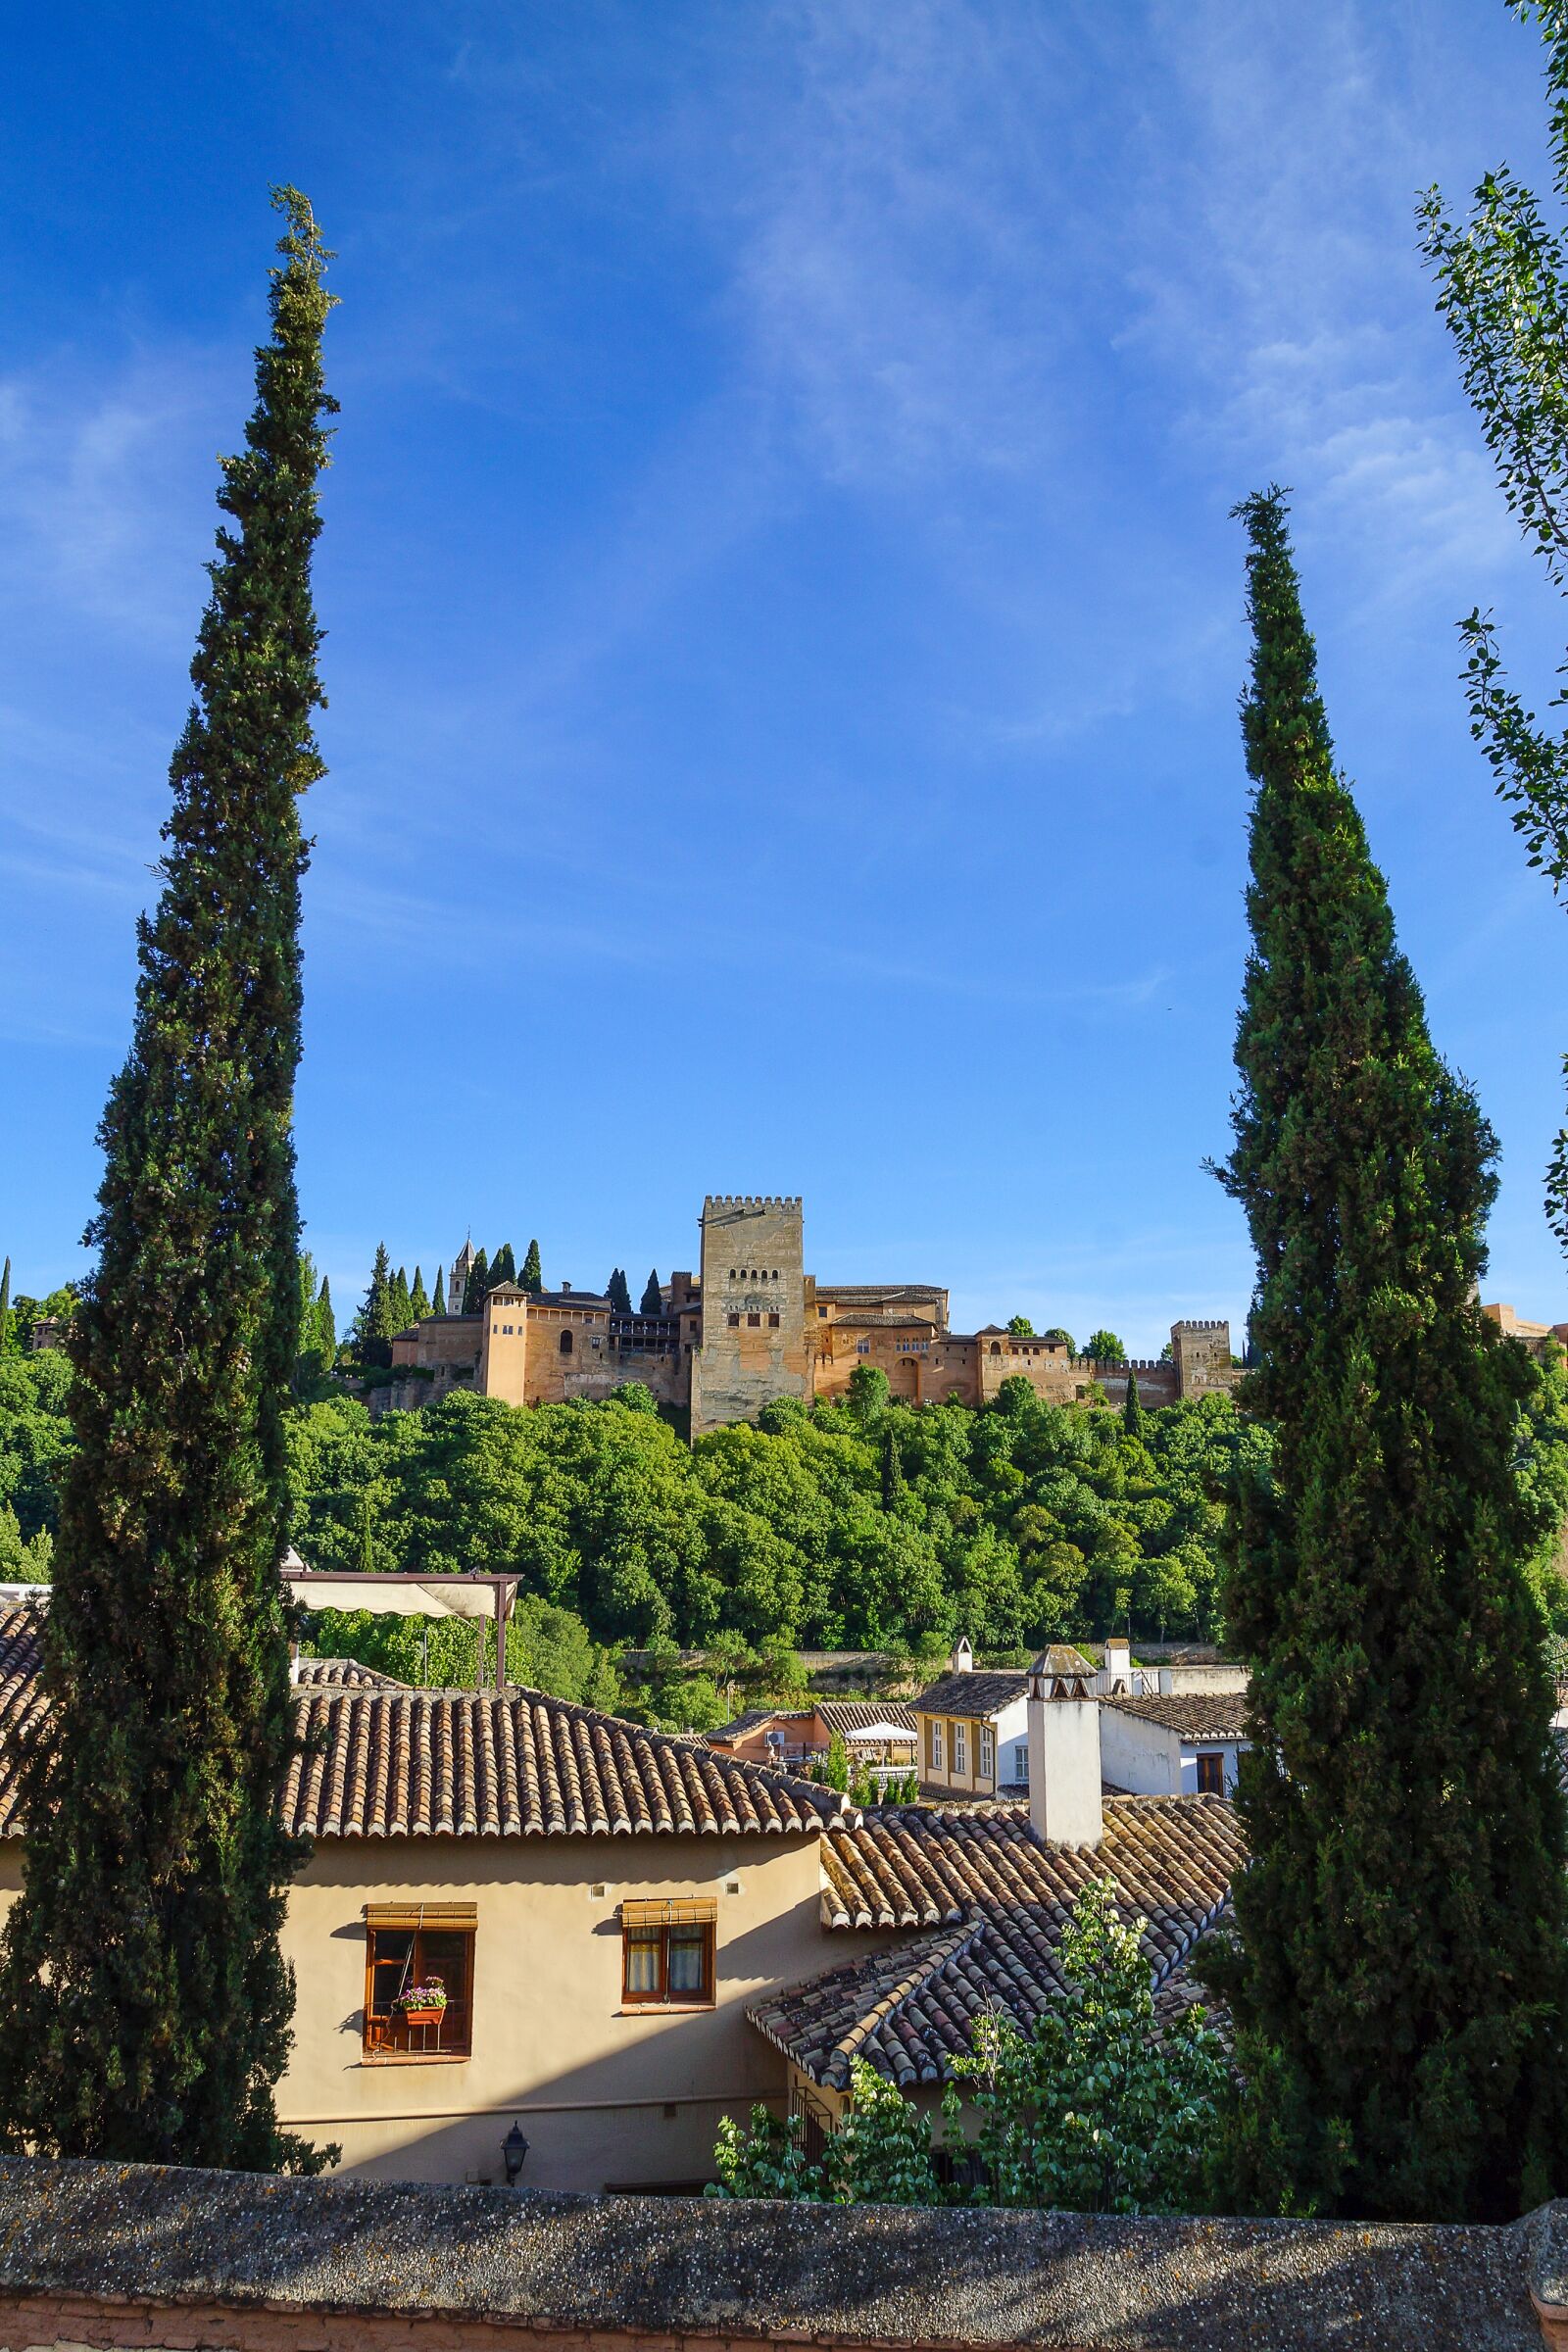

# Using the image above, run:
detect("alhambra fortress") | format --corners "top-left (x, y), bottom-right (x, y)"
top-left (381, 1193), bottom-right (1245, 1433)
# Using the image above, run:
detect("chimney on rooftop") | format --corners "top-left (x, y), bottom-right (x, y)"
top-left (1102, 1634), bottom-right (1131, 1694)
top-left (1026, 1653), bottom-right (1103, 1849)
top-left (561, 1281), bottom-right (571, 1294)
top-left (950, 1635), bottom-right (973, 1675)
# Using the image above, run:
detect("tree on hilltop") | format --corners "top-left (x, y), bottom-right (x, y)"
top-left (1043, 1326), bottom-right (1075, 1352)
top-left (490, 1242), bottom-right (516, 1291)
top-left (1208, 488), bottom-right (1568, 2223)
top-left (1006, 1314), bottom-right (1034, 1336)
top-left (0, 190), bottom-right (336, 2173)
top-left (520, 1239), bottom-right (542, 1297)
top-left (409, 1266), bottom-right (430, 1322)
top-left (607, 1268), bottom-right (632, 1314)
top-left (640, 1268), bottom-right (663, 1316)
top-left (462, 1247), bottom-right (489, 1314)
top-left (1084, 1329), bottom-right (1125, 1363)
top-left (354, 1244), bottom-right (396, 1367)
top-left (431, 1266), bottom-right (446, 1315)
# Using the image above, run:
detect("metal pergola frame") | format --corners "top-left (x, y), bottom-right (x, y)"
top-left (281, 1569), bottom-right (522, 1690)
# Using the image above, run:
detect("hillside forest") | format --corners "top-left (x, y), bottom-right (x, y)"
top-left (4, 1342), bottom-right (1567, 1725)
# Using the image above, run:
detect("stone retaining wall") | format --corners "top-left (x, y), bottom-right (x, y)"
top-left (0, 2155), bottom-right (1560, 2351)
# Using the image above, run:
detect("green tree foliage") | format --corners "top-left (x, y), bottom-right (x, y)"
top-left (880, 1425), bottom-right (907, 1513)
top-left (489, 1243), bottom-right (516, 1291)
top-left (1421, 9), bottom-right (1568, 1250)
top-left (388, 1266), bottom-right (413, 1336)
top-left (462, 1246), bottom-right (489, 1315)
top-left (409, 1267), bottom-right (430, 1323)
top-left (1043, 1327), bottom-right (1075, 1352)
top-left (1211, 490), bottom-right (1568, 2224)
top-left (1122, 1368), bottom-right (1147, 1440)
top-left (711, 1882), bottom-right (1225, 2212)
top-left (520, 1239), bottom-right (542, 1296)
top-left (431, 1266), bottom-right (447, 1316)
top-left (0, 1260), bottom-right (10, 1354)
top-left (354, 1244), bottom-right (396, 1367)
top-left (0, 191), bottom-right (335, 2174)
top-left (0, 1353), bottom-right (74, 1540)
top-left (0, 1506), bottom-right (52, 1584)
top-left (640, 1268), bottom-right (663, 1316)
top-left (1006, 1314), bottom-right (1034, 1336)
top-left (1084, 1330), bottom-right (1126, 1363)
top-left (606, 1268), bottom-right (632, 1314)
top-left (953, 1878), bottom-right (1227, 2213)
top-left (295, 1256), bottom-right (336, 1396)
top-left (16, 1361), bottom-right (1568, 1671)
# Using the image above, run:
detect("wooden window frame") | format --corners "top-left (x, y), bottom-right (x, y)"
top-left (979, 1726), bottom-right (995, 1780)
top-left (954, 1720), bottom-right (967, 1776)
top-left (363, 1905), bottom-right (476, 2063)
top-left (619, 1899), bottom-right (717, 2009)
top-left (930, 1718), bottom-right (944, 1772)
top-left (1195, 1750), bottom-right (1224, 1796)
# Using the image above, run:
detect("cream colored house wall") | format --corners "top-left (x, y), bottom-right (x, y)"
top-left (0, 1832), bottom-right (830, 2195)
top-left (275, 1830), bottom-right (828, 2191)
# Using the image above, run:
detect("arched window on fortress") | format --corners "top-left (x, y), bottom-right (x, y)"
top-left (560, 1330), bottom-right (573, 1356)
top-left (989, 1342), bottom-right (1001, 1356)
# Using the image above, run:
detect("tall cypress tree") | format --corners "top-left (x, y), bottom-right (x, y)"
top-left (1212, 490), bottom-right (1568, 2222)
top-left (607, 1267), bottom-right (632, 1314)
top-left (639, 1267), bottom-right (662, 1316)
top-left (316, 1273), bottom-right (334, 1359)
top-left (463, 1246), bottom-right (489, 1314)
top-left (490, 1242), bottom-right (516, 1290)
top-left (0, 1258), bottom-right (10, 1353)
top-left (880, 1425), bottom-right (906, 1513)
top-left (389, 1265), bottom-right (413, 1333)
top-left (0, 190), bottom-right (335, 2172)
top-left (355, 1243), bottom-right (394, 1365)
top-left (431, 1266), bottom-right (446, 1316)
top-left (1121, 1367), bottom-right (1146, 1440)
top-left (409, 1265), bottom-right (430, 1322)
top-left (520, 1238), bottom-right (543, 1296)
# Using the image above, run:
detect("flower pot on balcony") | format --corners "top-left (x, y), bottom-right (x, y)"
top-left (400, 2005), bottom-right (444, 2028)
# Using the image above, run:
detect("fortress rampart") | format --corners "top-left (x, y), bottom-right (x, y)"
top-left (379, 1195), bottom-right (1240, 1431)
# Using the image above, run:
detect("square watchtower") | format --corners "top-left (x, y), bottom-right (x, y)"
top-left (690, 1196), bottom-right (808, 1435)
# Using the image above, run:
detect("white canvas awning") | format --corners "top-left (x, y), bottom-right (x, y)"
top-left (281, 1567), bottom-right (522, 1685)
top-left (845, 1721), bottom-right (918, 1744)
top-left (288, 1578), bottom-right (502, 1622)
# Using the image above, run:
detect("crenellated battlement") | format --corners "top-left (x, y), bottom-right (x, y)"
top-left (1172, 1318), bottom-right (1227, 1333)
top-left (702, 1194), bottom-right (803, 1215)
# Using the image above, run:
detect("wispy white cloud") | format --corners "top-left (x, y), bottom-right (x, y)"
top-left (0, 343), bottom-right (238, 645)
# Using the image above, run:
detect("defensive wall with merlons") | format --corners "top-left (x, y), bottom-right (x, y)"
top-left (0, 2154), bottom-right (1567, 2350)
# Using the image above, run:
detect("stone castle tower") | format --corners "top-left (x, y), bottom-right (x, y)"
top-left (690, 1196), bottom-right (808, 1437)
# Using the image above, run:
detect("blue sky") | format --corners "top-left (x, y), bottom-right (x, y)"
top-left (3, 2), bottom-right (1565, 1351)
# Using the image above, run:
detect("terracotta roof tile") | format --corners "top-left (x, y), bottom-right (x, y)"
top-left (0, 1607), bottom-right (47, 1840)
top-left (292, 1656), bottom-right (406, 1690)
top-left (754, 1795), bottom-right (1245, 2089)
top-left (1105, 1692), bottom-right (1250, 1740)
top-left (912, 1672), bottom-right (1029, 1718)
top-left (0, 1610), bottom-right (846, 1845)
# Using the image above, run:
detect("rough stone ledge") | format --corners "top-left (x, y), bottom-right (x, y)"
top-left (0, 2154), bottom-right (1559, 2351)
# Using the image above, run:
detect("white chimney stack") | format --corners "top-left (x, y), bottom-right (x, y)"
top-left (1026, 1650), bottom-right (1103, 1848)
top-left (1102, 1635), bottom-right (1131, 1694)
top-left (950, 1635), bottom-right (974, 1675)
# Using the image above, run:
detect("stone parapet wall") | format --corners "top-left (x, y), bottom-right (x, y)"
top-left (0, 2154), bottom-right (1556, 2352)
